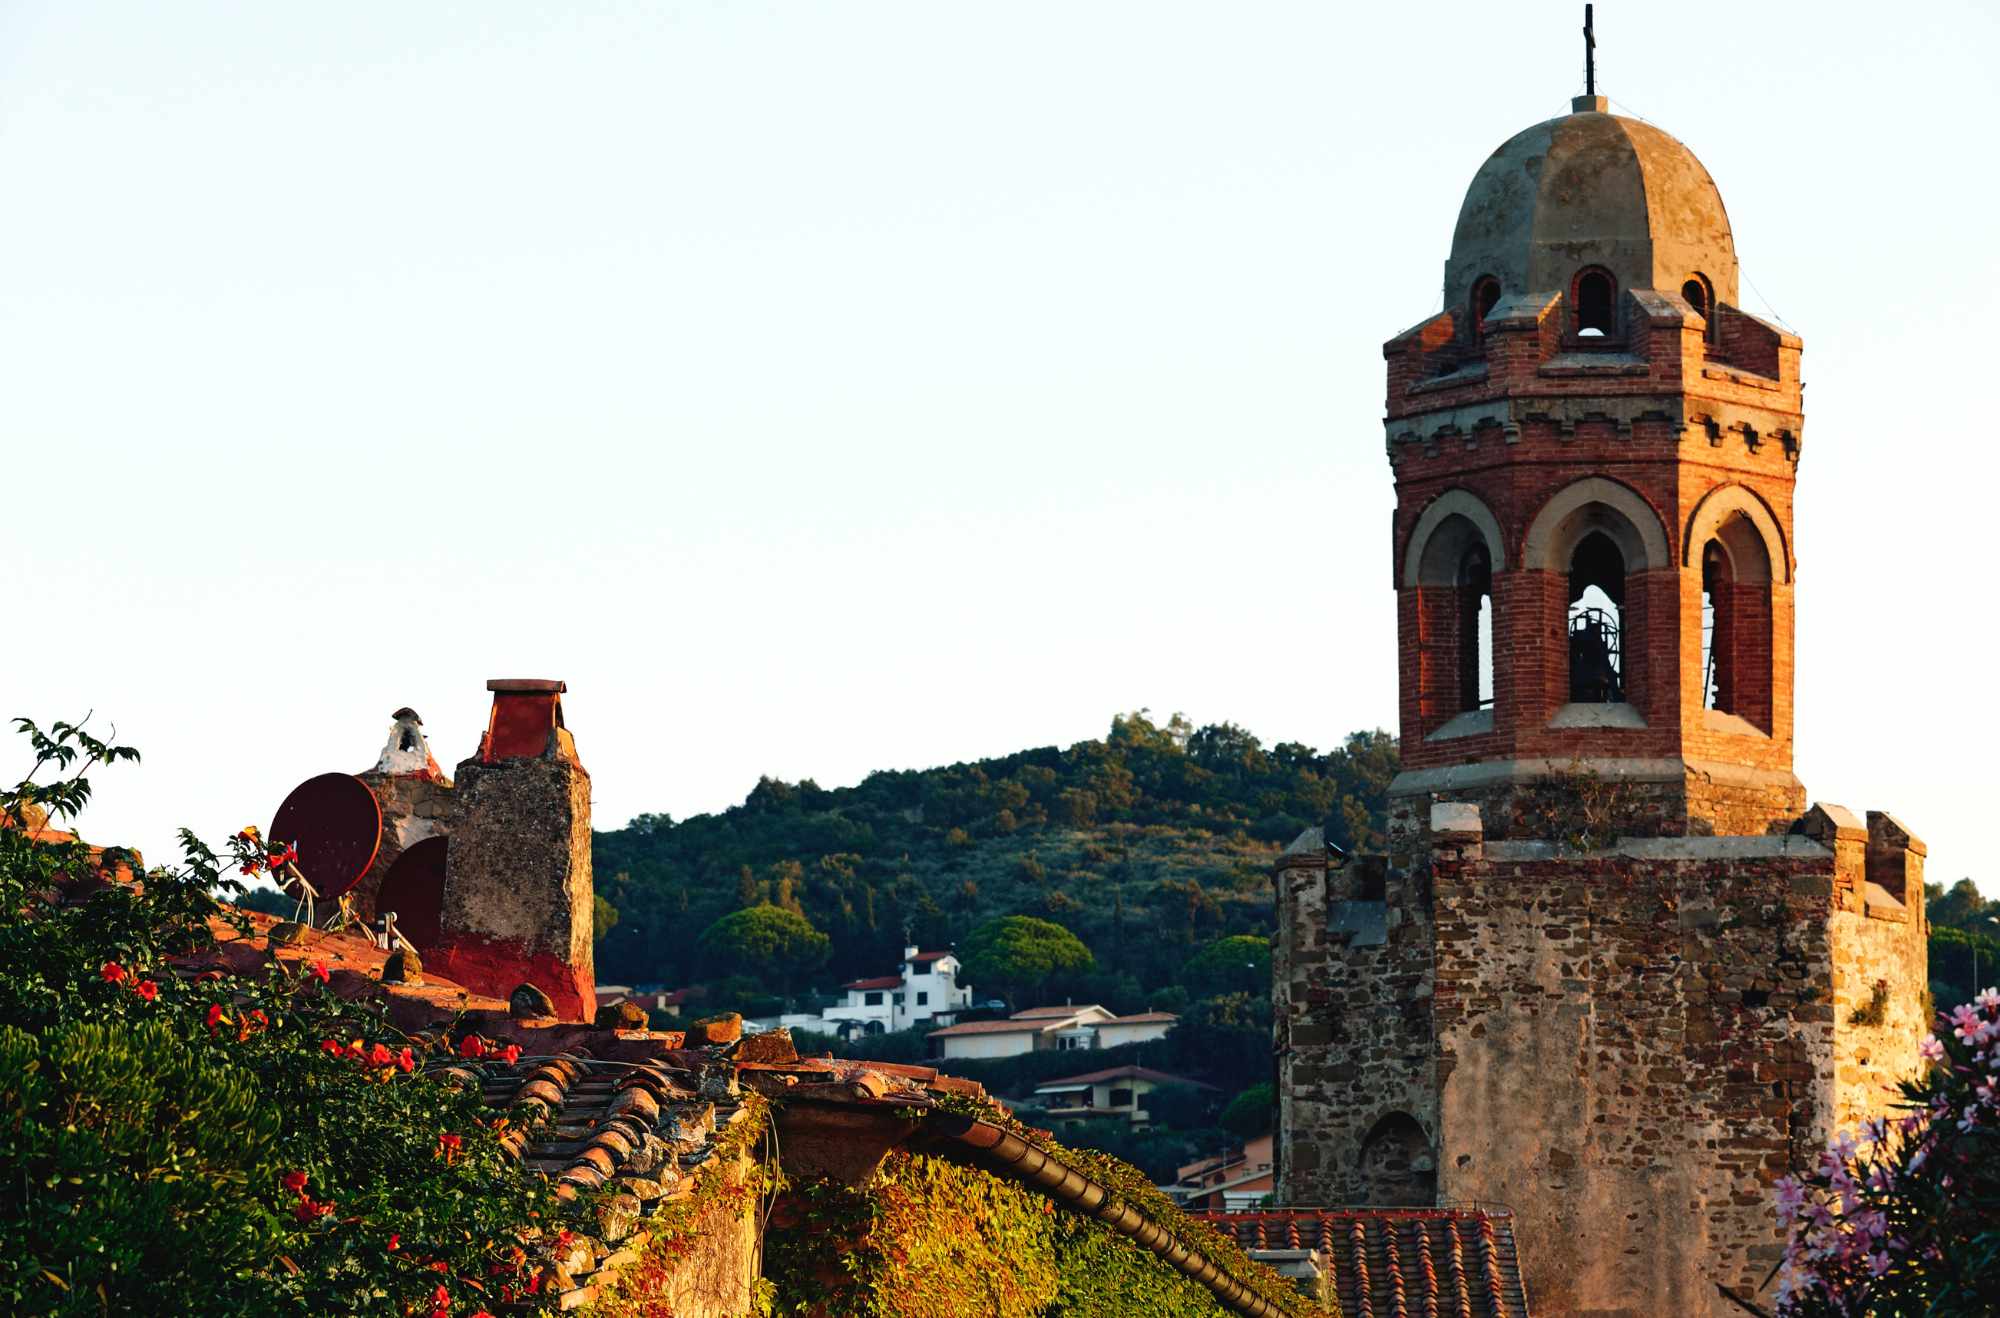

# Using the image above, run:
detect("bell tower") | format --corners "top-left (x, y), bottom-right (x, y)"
top-left (1385, 94), bottom-right (1804, 836)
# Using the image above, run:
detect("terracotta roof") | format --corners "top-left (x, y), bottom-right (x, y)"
top-left (1012, 1004), bottom-right (1103, 1019)
top-left (1033, 1065), bottom-right (1216, 1091)
top-left (904, 950), bottom-right (952, 963)
top-left (926, 1017), bottom-right (1051, 1037)
top-left (840, 975), bottom-right (903, 991)
top-left (1101, 1011), bottom-right (1179, 1025)
top-left (1194, 1207), bottom-right (1533, 1318)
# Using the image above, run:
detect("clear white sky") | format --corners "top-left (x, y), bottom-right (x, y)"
top-left (3, 2), bottom-right (1993, 894)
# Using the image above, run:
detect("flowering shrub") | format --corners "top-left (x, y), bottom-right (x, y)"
top-left (1775, 990), bottom-right (2000, 1316)
top-left (0, 718), bottom-right (569, 1315)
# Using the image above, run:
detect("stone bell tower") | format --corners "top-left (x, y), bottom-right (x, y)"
top-left (1273, 88), bottom-right (1929, 1317)
top-left (1387, 93), bottom-right (1804, 839)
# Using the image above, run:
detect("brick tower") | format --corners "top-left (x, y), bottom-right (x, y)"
top-left (1273, 94), bottom-right (1929, 1315)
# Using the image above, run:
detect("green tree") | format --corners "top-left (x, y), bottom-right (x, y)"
top-left (698, 902), bottom-right (830, 996)
top-left (1220, 1083), bottom-right (1275, 1139)
top-left (592, 891), bottom-right (620, 941)
top-left (959, 915), bottom-right (1094, 1009)
top-left (1181, 934), bottom-right (1272, 999)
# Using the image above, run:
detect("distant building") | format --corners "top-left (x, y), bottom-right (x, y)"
top-left (927, 1004), bottom-right (1178, 1061)
top-left (1030, 1065), bottom-right (1213, 1127)
top-left (818, 946), bottom-right (971, 1038)
top-left (1166, 1133), bottom-right (1274, 1211)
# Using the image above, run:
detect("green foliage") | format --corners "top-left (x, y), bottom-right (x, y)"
top-left (1220, 1083), bottom-right (1275, 1139)
top-left (1181, 934), bottom-right (1272, 999)
top-left (0, 716), bottom-right (565, 1316)
top-left (959, 915), bottom-right (1094, 1008)
top-left (698, 903), bottom-right (831, 992)
top-left (591, 715), bottom-right (1397, 997)
top-left (592, 890), bottom-right (621, 941)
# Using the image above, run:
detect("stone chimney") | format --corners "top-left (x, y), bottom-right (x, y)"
top-left (429, 680), bottom-right (596, 1020)
top-left (353, 707), bottom-right (453, 920)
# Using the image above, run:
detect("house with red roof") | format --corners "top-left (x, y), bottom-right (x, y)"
top-left (817, 945), bottom-right (971, 1037)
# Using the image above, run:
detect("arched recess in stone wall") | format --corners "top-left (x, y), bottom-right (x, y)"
top-left (1356, 1111), bottom-right (1436, 1207)
top-left (1519, 476), bottom-right (1671, 574)
top-left (1682, 483), bottom-right (1791, 584)
top-left (1402, 488), bottom-right (1507, 587)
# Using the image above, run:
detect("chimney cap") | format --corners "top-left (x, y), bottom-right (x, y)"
top-left (486, 679), bottom-right (566, 694)
top-left (391, 707), bottom-right (422, 723)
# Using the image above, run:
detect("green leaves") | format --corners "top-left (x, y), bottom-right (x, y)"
top-left (699, 903), bottom-right (832, 990)
top-left (958, 915), bottom-right (1094, 1008)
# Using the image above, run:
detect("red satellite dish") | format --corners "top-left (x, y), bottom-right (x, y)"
top-left (270, 772), bottom-right (382, 902)
top-left (374, 835), bottom-right (446, 951)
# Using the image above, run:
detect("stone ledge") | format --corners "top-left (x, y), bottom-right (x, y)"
top-left (1482, 834), bottom-right (1830, 862)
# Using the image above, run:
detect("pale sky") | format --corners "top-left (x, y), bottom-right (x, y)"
top-left (3, 2), bottom-right (1994, 895)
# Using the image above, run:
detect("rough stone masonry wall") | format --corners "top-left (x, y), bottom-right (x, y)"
top-left (1274, 831), bottom-right (1438, 1208)
top-left (351, 770), bottom-right (453, 920)
top-left (1431, 834), bottom-right (1840, 1318)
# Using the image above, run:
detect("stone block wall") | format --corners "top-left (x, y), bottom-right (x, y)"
top-left (1275, 798), bottom-right (1929, 1318)
top-left (350, 769), bottom-right (453, 920)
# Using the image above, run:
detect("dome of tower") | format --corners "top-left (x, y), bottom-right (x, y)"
top-left (1442, 97), bottom-right (1737, 320)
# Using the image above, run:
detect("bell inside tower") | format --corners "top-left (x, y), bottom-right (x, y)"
top-left (1567, 531), bottom-right (1624, 703)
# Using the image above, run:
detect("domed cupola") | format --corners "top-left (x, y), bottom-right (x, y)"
top-left (1442, 96), bottom-right (1737, 333)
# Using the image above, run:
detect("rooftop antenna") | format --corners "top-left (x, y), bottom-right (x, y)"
top-left (1583, 4), bottom-right (1597, 96)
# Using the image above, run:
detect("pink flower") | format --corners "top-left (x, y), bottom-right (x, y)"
top-left (100, 962), bottom-right (127, 984)
top-left (1920, 1034), bottom-right (1946, 1063)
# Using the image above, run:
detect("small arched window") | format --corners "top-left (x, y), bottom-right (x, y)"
top-left (1568, 531), bottom-right (1625, 702)
top-left (1681, 273), bottom-right (1716, 343)
top-left (1574, 267), bottom-right (1617, 337)
top-left (1470, 276), bottom-right (1501, 340)
top-left (1457, 543), bottom-right (1493, 713)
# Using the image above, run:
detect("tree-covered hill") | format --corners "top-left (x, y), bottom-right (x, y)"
top-left (591, 713), bottom-right (1398, 1005)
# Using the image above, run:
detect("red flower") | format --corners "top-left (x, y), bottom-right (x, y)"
top-left (100, 962), bottom-right (127, 984)
top-left (368, 1042), bottom-right (394, 1068)
top-left (248, 1009), bottom-right (269, 1030)
top-left (281, 1170), bottom-right (308, 1195)
top-left (267, 843), bottom-right (297, 871)
top-left (436, 1133), bottom-right (463, 1164)
top-left (206, 1004), bottom-right (227, 1033)
top-left (320, 1038), bottom-right (344, 1056)
top-left (457, 1035), bottom-right (486, 1060)
top-left (309, 961), bottom-right (330, 984)
top-left (496, 1043), bottom-right (521, 1065)
top-left (387, 1233), bottom-right (400, 1252)
top-left (292, 1196), bottom-right (332, 1223)
top-left (397, 1047), bottom-right (417, 1073)
top-left (132, 980), bottom-right (159, 1002)
top-left (430, 1260), bottom-right (449, 1273)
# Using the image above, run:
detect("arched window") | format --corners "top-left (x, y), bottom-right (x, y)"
top-left (1457, 543), bottom-right (1493, 713)
top-left (1357, 1112), bottom-right (1435, 1207)
top-left (1403, 492), bottom-right (1506, 736)
top-left (1574, 267), bottom-right (1617, 337)
top-left (1567, 531), bottom-right (1625, 703)
top-left (1698, 510), bottom-right (1775, 730)
top-left (1681, 273), bottom-right (1716, 343)
top-left (1470, 276), bottom-right (1501, 340)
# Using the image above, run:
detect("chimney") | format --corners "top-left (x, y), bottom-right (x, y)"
top-left (429, 680), bottom-right (596, 1020)
top-left (353, 707), bottom-right (454, 920)
top-left (904, 945), bottom-right (920, 962)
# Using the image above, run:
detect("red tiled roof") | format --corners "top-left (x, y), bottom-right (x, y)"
top-left (1033, 1065), bottom-right (1216, 1091)
top-left (904, 950), bottom-right (952, 963)
top-left (841, 975), bottom-right (903, 991)
top-left (1193, 1208), bottom-right (1533, 1318)
top-left (1101, 1011), bottom-right (1178, 1025)
top-left (926, 1017), bottom-right (1051, 1037)
top-left (1012, 1004), bottom-right (1102, 1019)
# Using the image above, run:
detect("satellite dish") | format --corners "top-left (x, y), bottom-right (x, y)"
top-left (270, 772), bottom-right (382, 902)
top-left (374, 835), bottom-right (446, 950)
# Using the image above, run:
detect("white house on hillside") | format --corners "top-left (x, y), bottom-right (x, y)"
top-left (927, 1004), bottom-right (1179, 1061)
top-left (818, 946), bottom-right (971, 1037)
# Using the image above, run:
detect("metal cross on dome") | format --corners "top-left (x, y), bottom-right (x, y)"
top-left (1583, 4), bottom-right (1597, 97)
